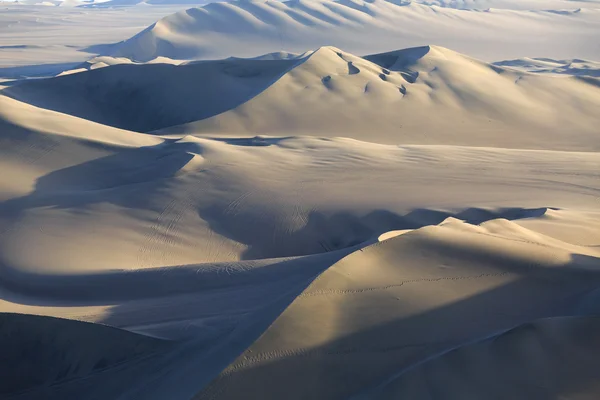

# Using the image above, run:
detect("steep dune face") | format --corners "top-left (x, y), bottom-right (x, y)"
top-left (2, 4), bottom-right (600, 396)
top-left (4, 45), bottom-right (600, 149)
top-left (196, 220), bottom-right (600, 399)
top-left (2, 57), bottom-right (300, 133)
top-left (2, 215), bottom-right (599, 399)
top-left (172, 46), bottom-right (600, 150)
top-left (110, 0), bottom-right (600, 62)
top-left (0, 105), bottom-right (599, 399)
top-left (1, 116), bottom-right (599, 274)
top-left (0, 95), bottom-right (162, 203)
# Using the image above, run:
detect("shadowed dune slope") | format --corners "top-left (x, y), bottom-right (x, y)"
top-left (1, 121), bottom-right (600, 274)
top-left (362, 316), bottom-right (600, 400)
top-left (173, 45), bottom-right (600, 150)
top-left (2, 57), bottom-right (300, 133)
top-left (1, 106), bottom-right (600, 274)
top-left (0, 313), bottom-right (171, 397)
top-left (1, 26), bottom-right (600, 399)
top-left (2, 218), bottom-right (599, 400)
top-left (195, 220), bottom-right (600, 399)
top-left (3, 45), bottom-right (600, 150)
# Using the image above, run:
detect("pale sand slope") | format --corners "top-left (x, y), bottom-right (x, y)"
top-left (3, 213), bottom-right (600, 399)
top-left (1, 83), bottom-right (600, 398)
top-left (0, 5), bottom-right (188, 72)
top-left (1, 21), bottom-right (600, 399)
top-left (4, 46), bottom-right (600, 150)
top-left (1, 96), bottom-right (599, 274)
top-left (2, 55), bottom-right (302, 133)
top-left (2, 0), bottom-right (600, 78)
top-left (197, 222), bottom-right (600, 400)
top-left (111, 0), bottom-right (600, 62)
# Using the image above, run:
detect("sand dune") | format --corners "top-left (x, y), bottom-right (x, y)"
top-left (2, 0), bottom-right (598, 78)
top-left (3, 55), bottom-right (301, 132)
top-left (418, 0), bottom-right (600, 9)
top-left (3, 45), bottom-right (600, 150)
top-left (2, 209), bottom-right (599, 398)
top-left (1, 121), bottom-right (599, 275)
top-left (0, 5), bottom-right (186, 72)
top-left (196, 220), bottom-right (600, 399)
top-left (80, 0), bottom-right (212, 7)
top-left (110, 0), bottom-right (600, 61)
top-left (172, 45), bottom-right (600, 149)
top-left (1, 86), bottom-right (599, 396)
top-left (1, 2), bottom-right (600, 397)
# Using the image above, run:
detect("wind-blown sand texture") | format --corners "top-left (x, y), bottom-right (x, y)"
top-left (1, 0), bottom-right (600, 399)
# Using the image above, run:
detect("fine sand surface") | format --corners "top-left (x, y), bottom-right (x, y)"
top-left (1, 1), bottom-right (600, 399)
top-left (0, 4), bottom-right (189, 73)
top-left (2, 0), bottom-right (600, 75)
top-left (4, 46), bottom-right (600, 150)
top-left (110, 0), bottom-right (600, 61)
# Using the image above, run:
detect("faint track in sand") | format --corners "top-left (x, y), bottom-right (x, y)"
top-left (298, 271), bottom-right (511, 297)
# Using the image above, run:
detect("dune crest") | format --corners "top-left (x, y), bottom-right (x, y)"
top-left (195, 219), bottom-right (600, 399)
top-left (1, 3), bottom-right (600, 397)
top-left (108, 0), bottom-right (600, 62)
top-left (3, 45), bottom-right (600, 150)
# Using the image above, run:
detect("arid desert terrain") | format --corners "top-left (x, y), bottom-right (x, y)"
top-left (1, 0), bottom-right (600, 398)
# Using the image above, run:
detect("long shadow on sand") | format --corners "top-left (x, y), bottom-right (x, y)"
top-left (197, 205), bottom-right (557, 260)
top-left (0, 140), bottom-right (200, 300)
top-left (5, 252), bottom-right (599, 399)
top-left (1, 57), bottom-right (303, 132)
top-left (0, 136), bottom-right (564, 300)
top-left (195, 252), bottom-right (600, 400)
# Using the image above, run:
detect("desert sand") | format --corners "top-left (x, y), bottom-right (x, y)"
top-left (1, 0), bottom-right (600, 399)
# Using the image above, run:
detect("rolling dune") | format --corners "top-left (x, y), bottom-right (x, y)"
top-left (1, 2), bottom-right (599, 398)
top-left (4, 45), bottom-right (600, 150)
top-left (110, 0), bottom-right (600, 61)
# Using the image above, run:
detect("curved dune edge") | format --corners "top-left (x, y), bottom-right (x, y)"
top-left (3, 45), bottom-right (600, 150)
top-left (1, 1), bottom-right (600, 398)
top-left (1, 207), bottom-right (596, 300)
top-left (3, 110), bottom-right (599, 276)
top-left (0, 96), bottom-right (160, 148)
top-left (0, 216), bottom-right (600, 399)
top-left (108, 0), bottom-right (600, 62)
top-left (2, 54), bottom-right (306, 133)
top-left (195, 218), bottom-right (600, 399)
top-left (1, 47), bottom-right (599, 398)
top-left (1, 248), bottom-right (361, 400)
top-left (0, 214), bottom-right (599, 399)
